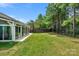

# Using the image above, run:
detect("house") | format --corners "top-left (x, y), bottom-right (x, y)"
top-left (0, 13), bottom-right (30, 42)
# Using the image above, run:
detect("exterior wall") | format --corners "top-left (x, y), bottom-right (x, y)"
top-left (0, 18), bottom-right (29, 42)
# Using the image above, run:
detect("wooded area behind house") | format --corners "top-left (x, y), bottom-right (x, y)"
top-left (27, 3), bottom-right (79, 37)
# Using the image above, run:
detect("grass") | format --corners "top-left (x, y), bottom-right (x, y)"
top-left (0, 32), bottom-right (79, 56)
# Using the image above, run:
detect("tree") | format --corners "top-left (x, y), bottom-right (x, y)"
top-left (46, 3), bottom-right (68, 33)
top-left (27, 3), bottom-right (79, 37)
top-left (69, 3), bottom-right (79, 37)
top-left (27, 20), bottom-right (35, 32)
top-left (46, 3), bottom-right (58, 32)
top-left (36, 14), bottom-right (43, 29)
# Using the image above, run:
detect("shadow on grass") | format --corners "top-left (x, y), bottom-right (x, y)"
top-left (72, 40), bottom-right (79, 44)
top-left (48, 32), bottom-right (65, 37)
top-left (0, 42), bottom-right (18, 50)
top-left (48, 32), bottom-right (79, 39)
top-left (32, 32), bottom-right (50, 33)
top-left (48, 32), bottom-right (57, 35)
top-left (48, 32), bottom-right (79, 44)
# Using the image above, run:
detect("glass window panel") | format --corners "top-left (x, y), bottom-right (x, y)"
top-left (15, 26), bottom-right (21, 39)
top-left (0, 26), bottom-right (3, 40)
top-left (4, 26), bottom-right (12, 40)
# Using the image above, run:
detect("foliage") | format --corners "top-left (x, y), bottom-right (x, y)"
top-left (27, 3), bottom-right (79, 36)
top-left (62, 19), bottom-right (71, 27)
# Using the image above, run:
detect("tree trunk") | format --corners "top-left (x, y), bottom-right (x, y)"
top-left (73, 7), bottom-right (76, 37)
top-left (56, 16), bottom-right (58, 33)
top-left (52, 16), bottom-right (54, 32)
top-left (57, 10), bottom-right (60, 33)
top-left (32, 23), bottom-right (35, 32)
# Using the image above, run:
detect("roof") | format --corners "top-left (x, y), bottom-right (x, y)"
top-left (0, 12), bottom-right (25, 25)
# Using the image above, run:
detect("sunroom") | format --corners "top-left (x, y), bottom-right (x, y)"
top-left (0, 13), bottom-right (29, 42)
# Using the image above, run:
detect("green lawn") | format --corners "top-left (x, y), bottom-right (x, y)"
top-left (0, 33), bottom-right (79, 56)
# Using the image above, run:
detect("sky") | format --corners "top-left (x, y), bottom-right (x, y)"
top-left (0, 3), bottom-right (48, 23)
